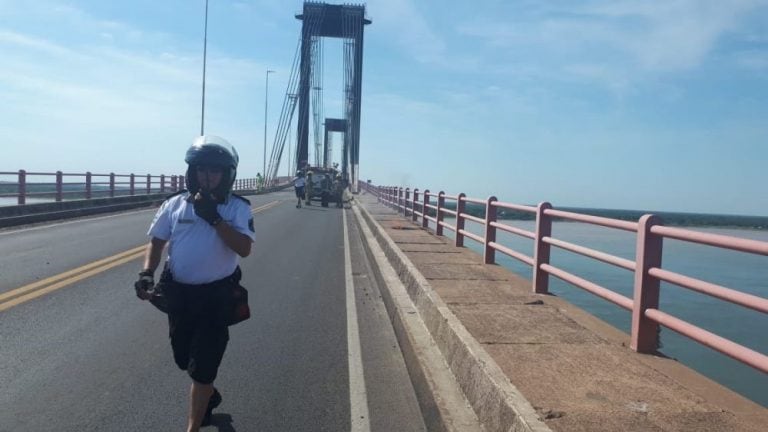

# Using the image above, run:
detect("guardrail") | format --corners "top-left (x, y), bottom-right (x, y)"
top-left (0, 170), bottom-right (262, 205)
top-left (361, 182), bottom-right (768, 374)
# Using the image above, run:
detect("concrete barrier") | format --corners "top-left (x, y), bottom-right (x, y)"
top-left (352, 203), bottom-right (485, 432)
top-left (0, 194), bottom-right (170, 228)
top-left (0, 184), bottom-right (292, 229)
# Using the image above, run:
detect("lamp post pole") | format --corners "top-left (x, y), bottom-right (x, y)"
top-left (200, 0), bottom-right (209, 135)
top-left (287, 94), bottom-right (297, 176)
top-left (263, 69), bottom-right (275, 182)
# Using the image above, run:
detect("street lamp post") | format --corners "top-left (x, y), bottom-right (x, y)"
top-left (263, 69), bottom-right (275, 184)
top-left (200, 0), bottom-right (210, 135)
top-left (287, 93), bottom-right (297, 177)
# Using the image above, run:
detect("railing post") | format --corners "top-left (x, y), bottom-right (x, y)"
top-left (56, 171), bottom-right (63, 202)
top-left (436, 191), bottom-right (445, 236)
top-left (484, 196), bottom-right (498, 264)
top-left (180, 175), bottom-right (185, 191)
top-left (422, 190), bottom-right (430, 229)
top-left (146, 174), bottom-right (151, 195)
top-left (412, 188), bottom-right (419, 222)
top-left (404, 188), bottom-right (410, 217)
top-left (455, 193), bottom-right (466, 247)
top-left (533, 202), bottom-right (553, 294)
top-left (130, 174), bottom-right (135, 196)
top-left (17, 169), bottom-right (26, 205)
top-left (631, 214), bottom-right (664, 353)
top-left (109, 173), bottom-right (115, 197)
top-left (398, 187), bottom-right (404, 214)
top-left (170, 175), bottom-right (177, 192)
top-left (392, 187), bottom-right (397, 211)
top-left (160, 174), bottom-right (166, 193)
top-left (85, 172), bottom-right (92, 199)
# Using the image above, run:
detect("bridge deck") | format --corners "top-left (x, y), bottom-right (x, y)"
top-left (354, 192), bottom-right (767, 432)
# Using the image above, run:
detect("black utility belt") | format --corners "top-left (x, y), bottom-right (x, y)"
top-left (156, 264), bottom-right (250, 326)
top-left (160, 265), bottom-right (242, 287)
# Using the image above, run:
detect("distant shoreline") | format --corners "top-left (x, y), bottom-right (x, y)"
top-left (450, 203), bottom-right (768, 230)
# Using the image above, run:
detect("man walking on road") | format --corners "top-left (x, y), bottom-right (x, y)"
top-left (293, 169), bottom-right (306, 208)
top-left (134, 135), bottom-right (255, 431)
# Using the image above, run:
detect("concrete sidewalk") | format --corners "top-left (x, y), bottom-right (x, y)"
top-left (352, 192), bottom-right (767, 432)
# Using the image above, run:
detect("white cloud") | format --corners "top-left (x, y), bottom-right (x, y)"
top-left (734, 50), bottom-right (768, 71)
top-left (457, 0), bottom-right (768, 86)
top-left (366, 0), bottom-right (446, 64)
top-left (590, 0), bottom-right (764, 71)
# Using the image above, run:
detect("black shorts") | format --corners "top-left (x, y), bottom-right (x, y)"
top-left (164, 280), bottom-right (231, 384)
top-left (295, 186), bottom-right (305, 198)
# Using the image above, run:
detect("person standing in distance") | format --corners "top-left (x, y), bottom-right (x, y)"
top-left (134, 135), bottom-right (255, 431)
top-left (292, 170), bottom-right (306, 208)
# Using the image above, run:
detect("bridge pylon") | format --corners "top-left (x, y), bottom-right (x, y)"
top-left (296, 2), bottom-right (371, 192)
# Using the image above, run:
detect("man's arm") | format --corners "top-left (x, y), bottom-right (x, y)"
top-left (214, 222), bottom-right (252, 257)
top-left (142, 237), bottom-right (168, 272)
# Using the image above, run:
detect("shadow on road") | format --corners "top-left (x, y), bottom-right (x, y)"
top-left (298, 206), bottom-right (336, 212)
top-left (209, 412), bottom-right (237, 431)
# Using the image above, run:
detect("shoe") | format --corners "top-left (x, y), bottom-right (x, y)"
top-left (201, 388), bottom-right (222, 426)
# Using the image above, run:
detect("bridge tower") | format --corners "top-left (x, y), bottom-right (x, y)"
top-left (296, 2), bottom-right (371, 191)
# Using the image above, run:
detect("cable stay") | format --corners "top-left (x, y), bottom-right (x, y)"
top-left (264, 8), bottom-right (324, 185)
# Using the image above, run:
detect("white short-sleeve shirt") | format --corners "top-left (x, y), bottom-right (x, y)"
top-left (148, 192), bottom-right (255, 285)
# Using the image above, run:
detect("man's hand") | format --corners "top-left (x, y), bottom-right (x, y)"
top-left (134, 270), bottom-right (154, 300)
top-left (193, 191), bottom-right (223, 226)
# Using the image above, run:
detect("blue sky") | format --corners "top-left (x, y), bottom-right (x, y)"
top-left (1, 1), bottom-right (767, 215)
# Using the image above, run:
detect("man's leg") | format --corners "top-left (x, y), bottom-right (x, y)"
top-left (187, 380), bottom-right (213, 432)
top-left (185, 300), bottom-right (229, 431)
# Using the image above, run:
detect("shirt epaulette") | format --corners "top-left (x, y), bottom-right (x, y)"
top-left (164, 189), bottom-right (188, 201)
top-left (231, 193), bottom-right (251, 205)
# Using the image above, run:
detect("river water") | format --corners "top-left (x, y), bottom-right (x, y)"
top-left (446, 218), bottom-right (767, 407)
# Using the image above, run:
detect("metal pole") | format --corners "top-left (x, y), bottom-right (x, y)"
top-left (263, 69), bottom-right (274, 180)
top-left (287, 116), bottom-right (292, 176)
top-left (200, 0), bottom-right (209, 136)
top-left (288, 94), bottom-right (297, 176)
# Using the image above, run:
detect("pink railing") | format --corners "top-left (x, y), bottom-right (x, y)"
top-left (362, 182), bottom-right (768, 374)
top-left (0, 170), bottom-right (262, 205)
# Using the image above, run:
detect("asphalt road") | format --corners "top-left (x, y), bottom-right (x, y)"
top-left (0, 190), bottom-right (426, 432)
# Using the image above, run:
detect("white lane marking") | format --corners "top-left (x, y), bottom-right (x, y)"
top-left (343, 208), bottom-right (371, 432)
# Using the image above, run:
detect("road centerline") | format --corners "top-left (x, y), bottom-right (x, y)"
top-left (0, 199), bottom-right (281, 313)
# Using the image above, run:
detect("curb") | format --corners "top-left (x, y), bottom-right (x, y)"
top-left (352, 203), bottom-right (483, 431)
top-left (352, 200), bottom-right (552, 432)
